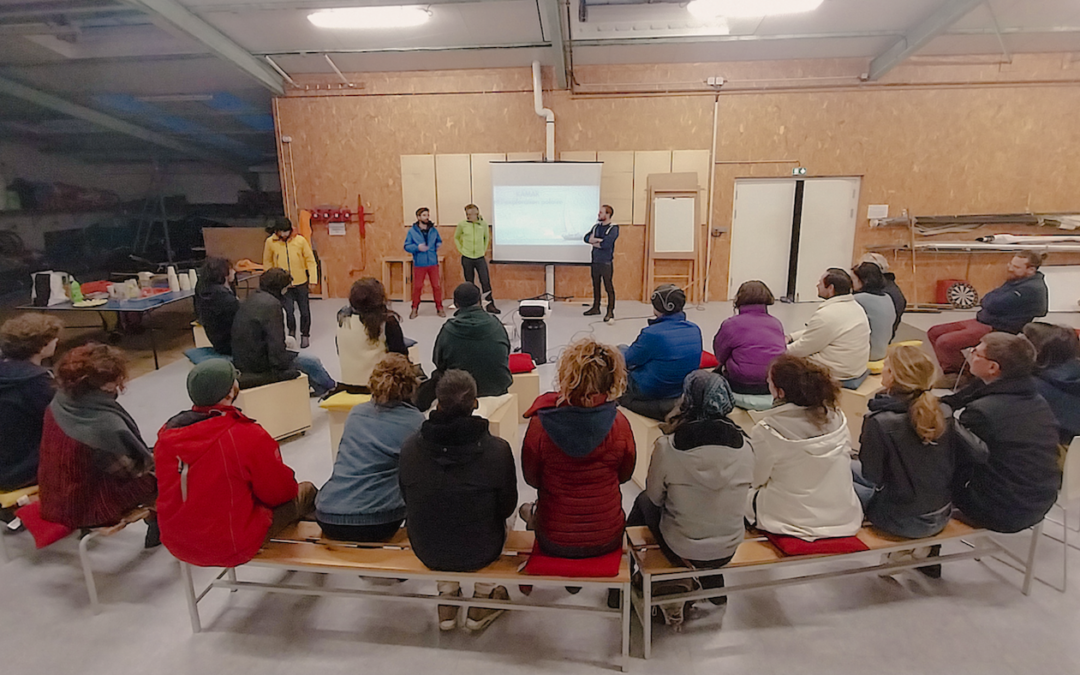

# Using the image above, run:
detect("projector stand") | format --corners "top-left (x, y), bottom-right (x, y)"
top-left (545, 264), bottom-right (554, 299)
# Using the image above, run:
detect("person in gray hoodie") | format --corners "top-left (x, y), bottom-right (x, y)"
top-left (315, 354), bottom-right (424, 541)
top-left (627, 370), bottom-right (752, 629)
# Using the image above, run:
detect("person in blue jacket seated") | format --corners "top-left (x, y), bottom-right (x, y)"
top-left (583, 204), bottom-right (619, 322)
top-left (403, 206), bottom-right (445, 320)
top-left (619, 284), bottom-right (703, 421)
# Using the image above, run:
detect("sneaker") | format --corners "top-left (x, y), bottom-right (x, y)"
top-left (436, 308), bottom-right (446, 318)
top-left (658, 601), bottom-right (686, 632)
top-left (486, 303), bottom-right (501, 315)
top-left (915, 545), bottom-right (942, 579)
top-left (409, 308), bottom-right (419, 320)
top-left (465, 586), bottom-right (510, 632)
top-left (438, 588), bottom-right (462, 631)
top-left (144, 519), bottom-right (161, 549)
top-left (604, 311), bottom-right (615, 323)
top-left (583, 306), bottom-right (601, 316)
top-left (518, 502), bottom-right (536, 530)
top-left (300, 336), bottom-right (310, 349)
top-left (653, 578), bottom-right (693, 631)
top-left (879, 549), bottom-right (916, 576)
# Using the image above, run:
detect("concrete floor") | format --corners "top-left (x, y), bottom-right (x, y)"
top-left (3, 298), bottom-right (1079, 674)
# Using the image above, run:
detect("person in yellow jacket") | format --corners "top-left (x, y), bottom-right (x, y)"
top-left (454, 204), bottom-right (499, 314)
top-left (263, 218), bottom-right (318, 348)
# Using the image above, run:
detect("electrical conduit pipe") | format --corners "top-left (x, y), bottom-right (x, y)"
top-left (532, 60), bottom-right (555, 161)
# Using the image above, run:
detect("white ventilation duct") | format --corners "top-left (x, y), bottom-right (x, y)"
top-left (532, 60), bottom-right (555, 162)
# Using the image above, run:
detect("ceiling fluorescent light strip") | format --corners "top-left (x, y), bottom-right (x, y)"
top-left (687, 0), bottom-right (824, 20)
top-left (308, 6), bottom-right (431, 29)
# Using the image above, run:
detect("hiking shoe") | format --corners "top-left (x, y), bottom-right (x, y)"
top-left (300, 336), bottom-right (310, 349)
top-left (438, 588), bottom-right (462, 631)
top-left (607, 588), bottom-right (621, 609)
top-left (409, 308), bottom-right (419, 319)
top-left (486, 303), bottom-right (501, 315)
top-left (144, 519), bottom-right (161, 549)
top-left (465, 586), bottom-right (510, 632)
top-left (583, 306), bottom-right (601, 316)
top-left (436, 308), bottom-right (446, 318)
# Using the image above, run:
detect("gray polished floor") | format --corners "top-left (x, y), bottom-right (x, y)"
top-left (2, 298), bottom-right (1078, 674)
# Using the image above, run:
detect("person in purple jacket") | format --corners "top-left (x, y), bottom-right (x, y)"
top-left (712, 281), bottom-right (787, 395)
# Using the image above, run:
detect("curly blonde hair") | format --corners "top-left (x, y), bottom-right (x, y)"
top-left (555, 337), bottom-right (626, 407)
top-left (368, 353), bottom-right (419, 405)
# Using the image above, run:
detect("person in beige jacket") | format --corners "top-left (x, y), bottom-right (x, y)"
top-left (787, 268), bottom-right (871, 389)
top-left (263, 218), bottom-right (318, 348)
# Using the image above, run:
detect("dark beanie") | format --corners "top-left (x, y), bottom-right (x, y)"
top-left (454, 283), bottom-right (481, 308)
top-left (651, 284), bottom-right (686, 315)
top-left (186, 359), bottom-right (237, 407)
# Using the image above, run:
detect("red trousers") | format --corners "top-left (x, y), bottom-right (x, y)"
top-left (927, 319), bottom-right (993, 374)
top-left (411, 264), bottom-right (443, 310)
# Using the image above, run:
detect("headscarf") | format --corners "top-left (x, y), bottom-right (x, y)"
top-left (675, 370), bottom-right (734, 422)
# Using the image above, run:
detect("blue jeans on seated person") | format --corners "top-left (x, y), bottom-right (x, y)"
top-left (619, 374), bottom-right (680, 422)
top-left (184, 347), bottom-right (231, 365)
top-left (293, 353), bottom-right (336, 397)
top-left (840, 370), bottom-right (870, 390)
top-left (851, 459), bottom-right (877, 510)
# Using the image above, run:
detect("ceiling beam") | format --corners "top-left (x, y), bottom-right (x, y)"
top-left (866, 0), bottom-right (984, 81)
top-left (539, 0), bottom-right (567, 89)
top-left (122, 0), bottom-right (285, 94)
top-left (0, 74), bottom-right (250, 172)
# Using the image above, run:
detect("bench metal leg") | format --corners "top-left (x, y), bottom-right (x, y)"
top-left (227, 567), bottom-right (238, 592)
top-left (78, 532), bottom-right (101, 614)
top-left (0, 529), bottom-right (8, 563)
top-left (179, 562), bottom-right (203, 633)
top-left (620, 582), bottom-right (630, 671)
top-left (642, 571), bottom-right (652, 660)
top-left (1022, 520), bottom-right (1044, 596)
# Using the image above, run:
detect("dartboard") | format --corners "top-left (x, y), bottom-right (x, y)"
top-left (946, 281), bottom-right (979, 310)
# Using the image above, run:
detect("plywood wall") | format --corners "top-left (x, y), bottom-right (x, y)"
top-left (275, 55), bottom-right (1080, 303)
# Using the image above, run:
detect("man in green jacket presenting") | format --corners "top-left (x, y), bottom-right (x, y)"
top-left (454, 204), bottom-right (499, 314)
top-left (432, 284), bottom-right (512, 398)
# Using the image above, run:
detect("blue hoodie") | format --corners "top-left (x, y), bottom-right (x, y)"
top-left (623, 312), bottom-right (703, 400)
top-left (404, 222), bottom-right (442, 268)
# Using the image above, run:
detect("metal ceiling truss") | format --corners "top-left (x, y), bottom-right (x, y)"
top-left (866, 0), bottom-right (985, 81)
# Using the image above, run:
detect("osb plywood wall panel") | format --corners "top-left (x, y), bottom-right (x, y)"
top-left (507, 152), bottom-right (543, 161)
top-left (598, 151), bottom-right (635, 224)
top-left (401, 154), bottom-right (437, 225)
top-left (434, 154), bottom-right (472, 227)
top-left (470, 153), bottom-right (504, 223)
top-left (277, 56), bottom-right (1080, 303)
top-left (671, 149), bottom-right (711, 208)
top-left (633, 151), bottom-right (674, 225)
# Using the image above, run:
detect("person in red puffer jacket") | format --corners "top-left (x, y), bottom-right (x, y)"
top-left (521, 337), bottom-right (636, 558)
top-left (154, 359), bottom-right (316, 568)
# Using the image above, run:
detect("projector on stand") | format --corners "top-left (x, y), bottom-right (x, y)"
top-left (518, 299), bottom-right (550, 364)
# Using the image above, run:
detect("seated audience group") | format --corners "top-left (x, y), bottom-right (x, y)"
top-left (1, 246), bottom-right (1075, 637)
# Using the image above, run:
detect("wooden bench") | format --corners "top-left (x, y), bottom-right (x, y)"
top-left (179, 522), bottom-right (632, 670)
top-left (234, 374), bottom-right (312, 441)
top-left (0, 485), bottom-right (39, 562)
top-left (619, 407), bottom-right (664, 489)
top-left (626, 520), bottom-right (1039, 658)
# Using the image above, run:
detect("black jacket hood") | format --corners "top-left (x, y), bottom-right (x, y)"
top-left (420, 409), bottom-right (491, 467)
top-left (672, 417), bottom-right (745, 451)
top-left (0, 358), bottom-right (49, 389)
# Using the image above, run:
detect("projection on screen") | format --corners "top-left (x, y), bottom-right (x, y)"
top-left (490, 162), bottom-right (602, 264)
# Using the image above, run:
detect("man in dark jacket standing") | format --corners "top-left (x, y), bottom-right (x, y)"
top-left (943, 332), bottom-right (1061, 533)
top-left (928, 251), bottom-right (1048, 374)
top-left (399, 370), bottom-right (517, 633)
top-left (583, 204), bottom-right (619, 322)
top-left (0, 313), bottom-right (61, 494)
top-left (431, 284), bottom-right (512, 398)
top-left (231, 268), bottom-right (335, 396)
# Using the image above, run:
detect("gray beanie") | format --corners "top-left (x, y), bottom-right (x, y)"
top-left (186, 359), bottom-right (237, 407)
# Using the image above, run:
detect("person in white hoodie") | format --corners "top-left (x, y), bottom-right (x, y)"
top-left (787, 268), bottom-right (871, 389)
top-left (627, 370), bottom-right (753, 630)
top-left (746, 354), bottom-right (863, 540)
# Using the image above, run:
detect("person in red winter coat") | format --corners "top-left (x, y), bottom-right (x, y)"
top-left (521, 337), bottom-right (636, 558)
top-left (154, 359), bottom-right (316, 568)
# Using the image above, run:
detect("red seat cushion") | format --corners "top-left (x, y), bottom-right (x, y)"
top-left (15, 501), bottom-right (74, 549)
top-left (509, 353), bottom-right (536, 374)
top-left (523, 541), bottom-right (623, 577)
top-left (700, 352), bottom-right (719, 369)
top-left (763, 531), bottom-right (868, 556)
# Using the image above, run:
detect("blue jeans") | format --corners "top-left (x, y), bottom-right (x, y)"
top-left (851, 459), bottom-right (876, 510)
top-left (294, 353), bottom-right (335, 396)
top-left (840, 370), bottom-right (870, 390)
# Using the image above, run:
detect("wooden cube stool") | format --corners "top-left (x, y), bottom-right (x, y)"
top-left (618, 407), bottom-right (664, 489)
top-left (191, 322), bottom-right (211, 349)
top-left (319, 392), bottom-right (372, 461)
top-left (839, 374), bottom-right (884, 449)
top-left (234, 374), bottom-right (312, 441)
top-left (508, 371), bottom-right (540, 419)
top-left (478, 393), bottom-right (520, 452)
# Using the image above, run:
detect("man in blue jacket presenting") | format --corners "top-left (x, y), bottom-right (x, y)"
top-left (584, 204), bottom-right (618, 322)
top-left (404, 207), bottom-right (445, 319)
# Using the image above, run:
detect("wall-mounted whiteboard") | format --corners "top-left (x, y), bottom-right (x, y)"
top-left (1041, 266), bottom-right (1080, 312)
top-left (653, 197), bottom-right (696, 254)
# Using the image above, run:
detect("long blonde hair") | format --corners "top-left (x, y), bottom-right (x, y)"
top-left (885, 344), bottom-right (946, 443)
top-left (556, 337), bottom-right (627, 407)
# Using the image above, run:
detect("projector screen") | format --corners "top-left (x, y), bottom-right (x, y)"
top-left (490, 162), bottom-right (602, 264)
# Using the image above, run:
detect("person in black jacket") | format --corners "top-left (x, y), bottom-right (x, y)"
top-left (943, 332), bottom-right (1061, 533)
top-left (928, 251), bottom-right (1048, 374)
top-left (855, 345), bottom-right (988, 540)
top-left (860, 253), bottom-right (906, 339)
top-left (0, 313), bottom-right (62, 494)
top-left (1023, 321), bottom-right (1080, 446)
top-left (399, 370), bottom-right (517, 633)
top-left (193, 257), bottom-right (239, 355)
top-left (231, 268), bottom-right (335, 396)
top-left (583, 204), bottom-right (619, 322)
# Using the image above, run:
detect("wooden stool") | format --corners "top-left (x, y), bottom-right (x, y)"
top-left (839, 374), bottom-right (884, 449)
top-left (234, 374), bottom-right (312, 441)
top-left (191, 322), bottom-right (211, 349)
top-left (478, 393), bottom-right (520, 452)
top-left (319, 392), bottom-right (372, 461)
top-left (618, 407), bottom-right (664, 488)
top-left (508, 371), bottom-right (540, 419)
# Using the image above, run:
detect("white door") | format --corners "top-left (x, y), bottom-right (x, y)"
top-left (728, 179), bottom-right (797, 300)
top-left (794, 178), bottom-right (861, 302)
